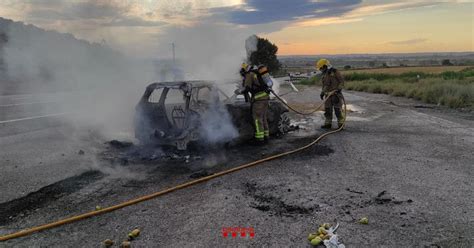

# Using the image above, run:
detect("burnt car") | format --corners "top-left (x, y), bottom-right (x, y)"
top-left (134, 80), bottom-right (290, 150)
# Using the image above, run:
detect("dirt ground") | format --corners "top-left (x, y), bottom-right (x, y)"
top-left (0, 86), bottom-right (473, 247)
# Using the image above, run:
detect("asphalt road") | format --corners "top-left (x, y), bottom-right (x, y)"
top-left (0, 93), bottom-right (90, 203)
top-left (0, 87), bottom-right (473, 247)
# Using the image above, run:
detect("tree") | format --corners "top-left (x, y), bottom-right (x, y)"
top-left (441, 59), bottom-right (453, 66)
top-left (248, 36), bottom-right (281, 73)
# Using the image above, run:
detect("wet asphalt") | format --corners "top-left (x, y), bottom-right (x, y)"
top-left (0, 87), bottom-right (473, 247)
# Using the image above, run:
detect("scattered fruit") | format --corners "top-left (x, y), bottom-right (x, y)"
top-left (103, 239), bottom-right (114, 247)
top-left (321, 223), bottom-right (331, 229)
top-left (128, 228), bottom-right (141, 240)
top-left (310, 236), bottom-right (322, 246)
top-left (359, 217), bottom-right (369, 224)
top-left (308, 222), bottom-right (337, 245)
top-left (121, 241), bottom-right (131, 248)
top-left (308, 233), bottom-right (317, 241)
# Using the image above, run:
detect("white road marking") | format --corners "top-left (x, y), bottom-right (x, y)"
top-left (0, 101), bottom-right (57, 107)
top-left (0, 113), bottom-right (67, 124)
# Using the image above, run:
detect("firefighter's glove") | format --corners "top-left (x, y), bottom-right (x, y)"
top-left (320, 92), bottom-right (325, 100)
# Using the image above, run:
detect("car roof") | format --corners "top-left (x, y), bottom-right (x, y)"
top-left (146, 80), bottom-right (216, 90)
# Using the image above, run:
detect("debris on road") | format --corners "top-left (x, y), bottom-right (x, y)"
top-left (323, 235), bottom-right (346, 248)
top-left (120, 240), bottom-right (131, 248)
top-left (359, 217), bottom-right (369, 224)
top-left (95, 205), bottom-right (102, 211)
top-left (345, 188), bottom-right (364, 194)
top-left (308, 223), bottom-right (345, 247)
top-left (108, 140), bottom-right (133, 149)
top-left (189, 170), bottom-right (213, 179)
top-left (373, 190), bottom-right (413, 205)
top-left (103, 239), bottom-right (114, 247)
top-left (127, 228), bottom-right (140, 240)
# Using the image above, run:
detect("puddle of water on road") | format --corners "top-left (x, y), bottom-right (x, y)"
top-left (346, 116), bottom-right (371, 122)
top-left (346, 104), bottom-right (364, 113)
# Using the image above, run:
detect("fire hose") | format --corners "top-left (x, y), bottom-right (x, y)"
top-left (0, 91), bottom-right (346, 242)
top-left (271, 89), bottom-right (341, 116)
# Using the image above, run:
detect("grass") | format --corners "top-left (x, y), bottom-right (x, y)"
top-left (342, 65), bottom-right (470, 74)
top-left (297, 76), bottom-right (319, 85)
top-left (343, 67), bottom-right (474, 81)
top-left (345, 67), bottom-right (474, 109)
top-left (296, 67), bottom-right (474, 109)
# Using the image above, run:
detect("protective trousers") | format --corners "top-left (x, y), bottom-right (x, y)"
top-left (252, 99), bottom-right (269, 140)
top-left (324, 93), bottom-right (344, 125)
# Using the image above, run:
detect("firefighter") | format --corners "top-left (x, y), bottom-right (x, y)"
top-left (235, 63), bottom-right (270, 144)
top-left (316, 59), bottom-right (345, 129)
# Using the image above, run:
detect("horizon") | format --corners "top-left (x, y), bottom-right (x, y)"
top-left (277, 51), bottom-right (474, 57)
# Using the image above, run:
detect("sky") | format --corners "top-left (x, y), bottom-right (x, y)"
top-left (0, 0), bottom-right (472, 57)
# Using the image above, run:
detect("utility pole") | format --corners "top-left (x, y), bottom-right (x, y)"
top-left (171, 42), bottom-right (176, 64)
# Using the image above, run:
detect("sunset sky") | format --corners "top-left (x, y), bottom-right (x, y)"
top-left (0, 0), bottom-right (472, 57)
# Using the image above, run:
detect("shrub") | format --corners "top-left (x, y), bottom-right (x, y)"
top-left (297, 76), bottom-right (319, 85)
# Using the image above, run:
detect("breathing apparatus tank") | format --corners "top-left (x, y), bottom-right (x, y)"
top-left (258, 65), bottom-right (274, 89)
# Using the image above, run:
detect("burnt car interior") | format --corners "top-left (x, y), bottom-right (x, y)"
top-left (135, 81), bottom-right (288, 150)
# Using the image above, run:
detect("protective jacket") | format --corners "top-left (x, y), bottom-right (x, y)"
top-left (321, 68), bottom-right (344, 94)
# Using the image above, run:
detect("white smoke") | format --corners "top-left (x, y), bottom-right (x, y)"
top-left (154, 21), bottom-right (252, 84)
top-left (245, 34), bottom-right (258, 62)
top-left (1, 18), bottom-right (158, 140)
top-left (198, 88), bottom-right (238, 144)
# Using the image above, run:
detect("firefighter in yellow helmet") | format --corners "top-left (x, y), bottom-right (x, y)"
top-left (316, 59), bottom-right (345, 129)
top-left (235, 63), bottom-right (270, 144)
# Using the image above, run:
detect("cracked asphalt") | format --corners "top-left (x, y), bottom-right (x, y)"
top-left (1, 86), bottom-right (473, 247)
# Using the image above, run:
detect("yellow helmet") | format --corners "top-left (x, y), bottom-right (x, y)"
top-left (241, 62), bottom-right (249, 70)
top-left (316, 59), bottom-right (331, 70)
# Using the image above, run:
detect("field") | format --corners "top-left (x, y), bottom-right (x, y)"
top-left (342, 65), bottom-right (470, 74)
top-left (296, 66), bottom-right (474, 109)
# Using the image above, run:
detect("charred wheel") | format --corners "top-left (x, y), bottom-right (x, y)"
top-left (277, 112), bottom-right (291, 134)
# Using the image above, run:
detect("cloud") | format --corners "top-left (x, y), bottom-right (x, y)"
top-left (346, 1), bottom-right (443, 18)
top-left (25, 1), bottom-right (168, 27)
top-left (67, 1), bottom-right (127, 19)
top-left (296, 16), bottom-right (363, 27)
top-left (28, 8), bottom-right (74, 20)
top-left (217, 0), bottom-right (362, 25)
top-left (388, 38), bottom-right (428, 45)
top-left (104, 17), bottom-right (167, 27)
top-left (25, 1), bottom-right (129, 20)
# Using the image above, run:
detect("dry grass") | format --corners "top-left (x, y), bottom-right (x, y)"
top-left (345, 78), bottom-right (474, 109)
top-left (342, 66), bottom-right (470, 75)
top-left (295, 67), bottom-right (474, 109)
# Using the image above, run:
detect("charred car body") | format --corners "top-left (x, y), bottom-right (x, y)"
top-left (134, 81), bottom-right (290, 150)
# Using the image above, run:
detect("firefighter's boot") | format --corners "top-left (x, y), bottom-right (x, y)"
top-left (264, 130), bottom-right (270, 144)
top-left (335, 108), bottom-right (344, 128)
